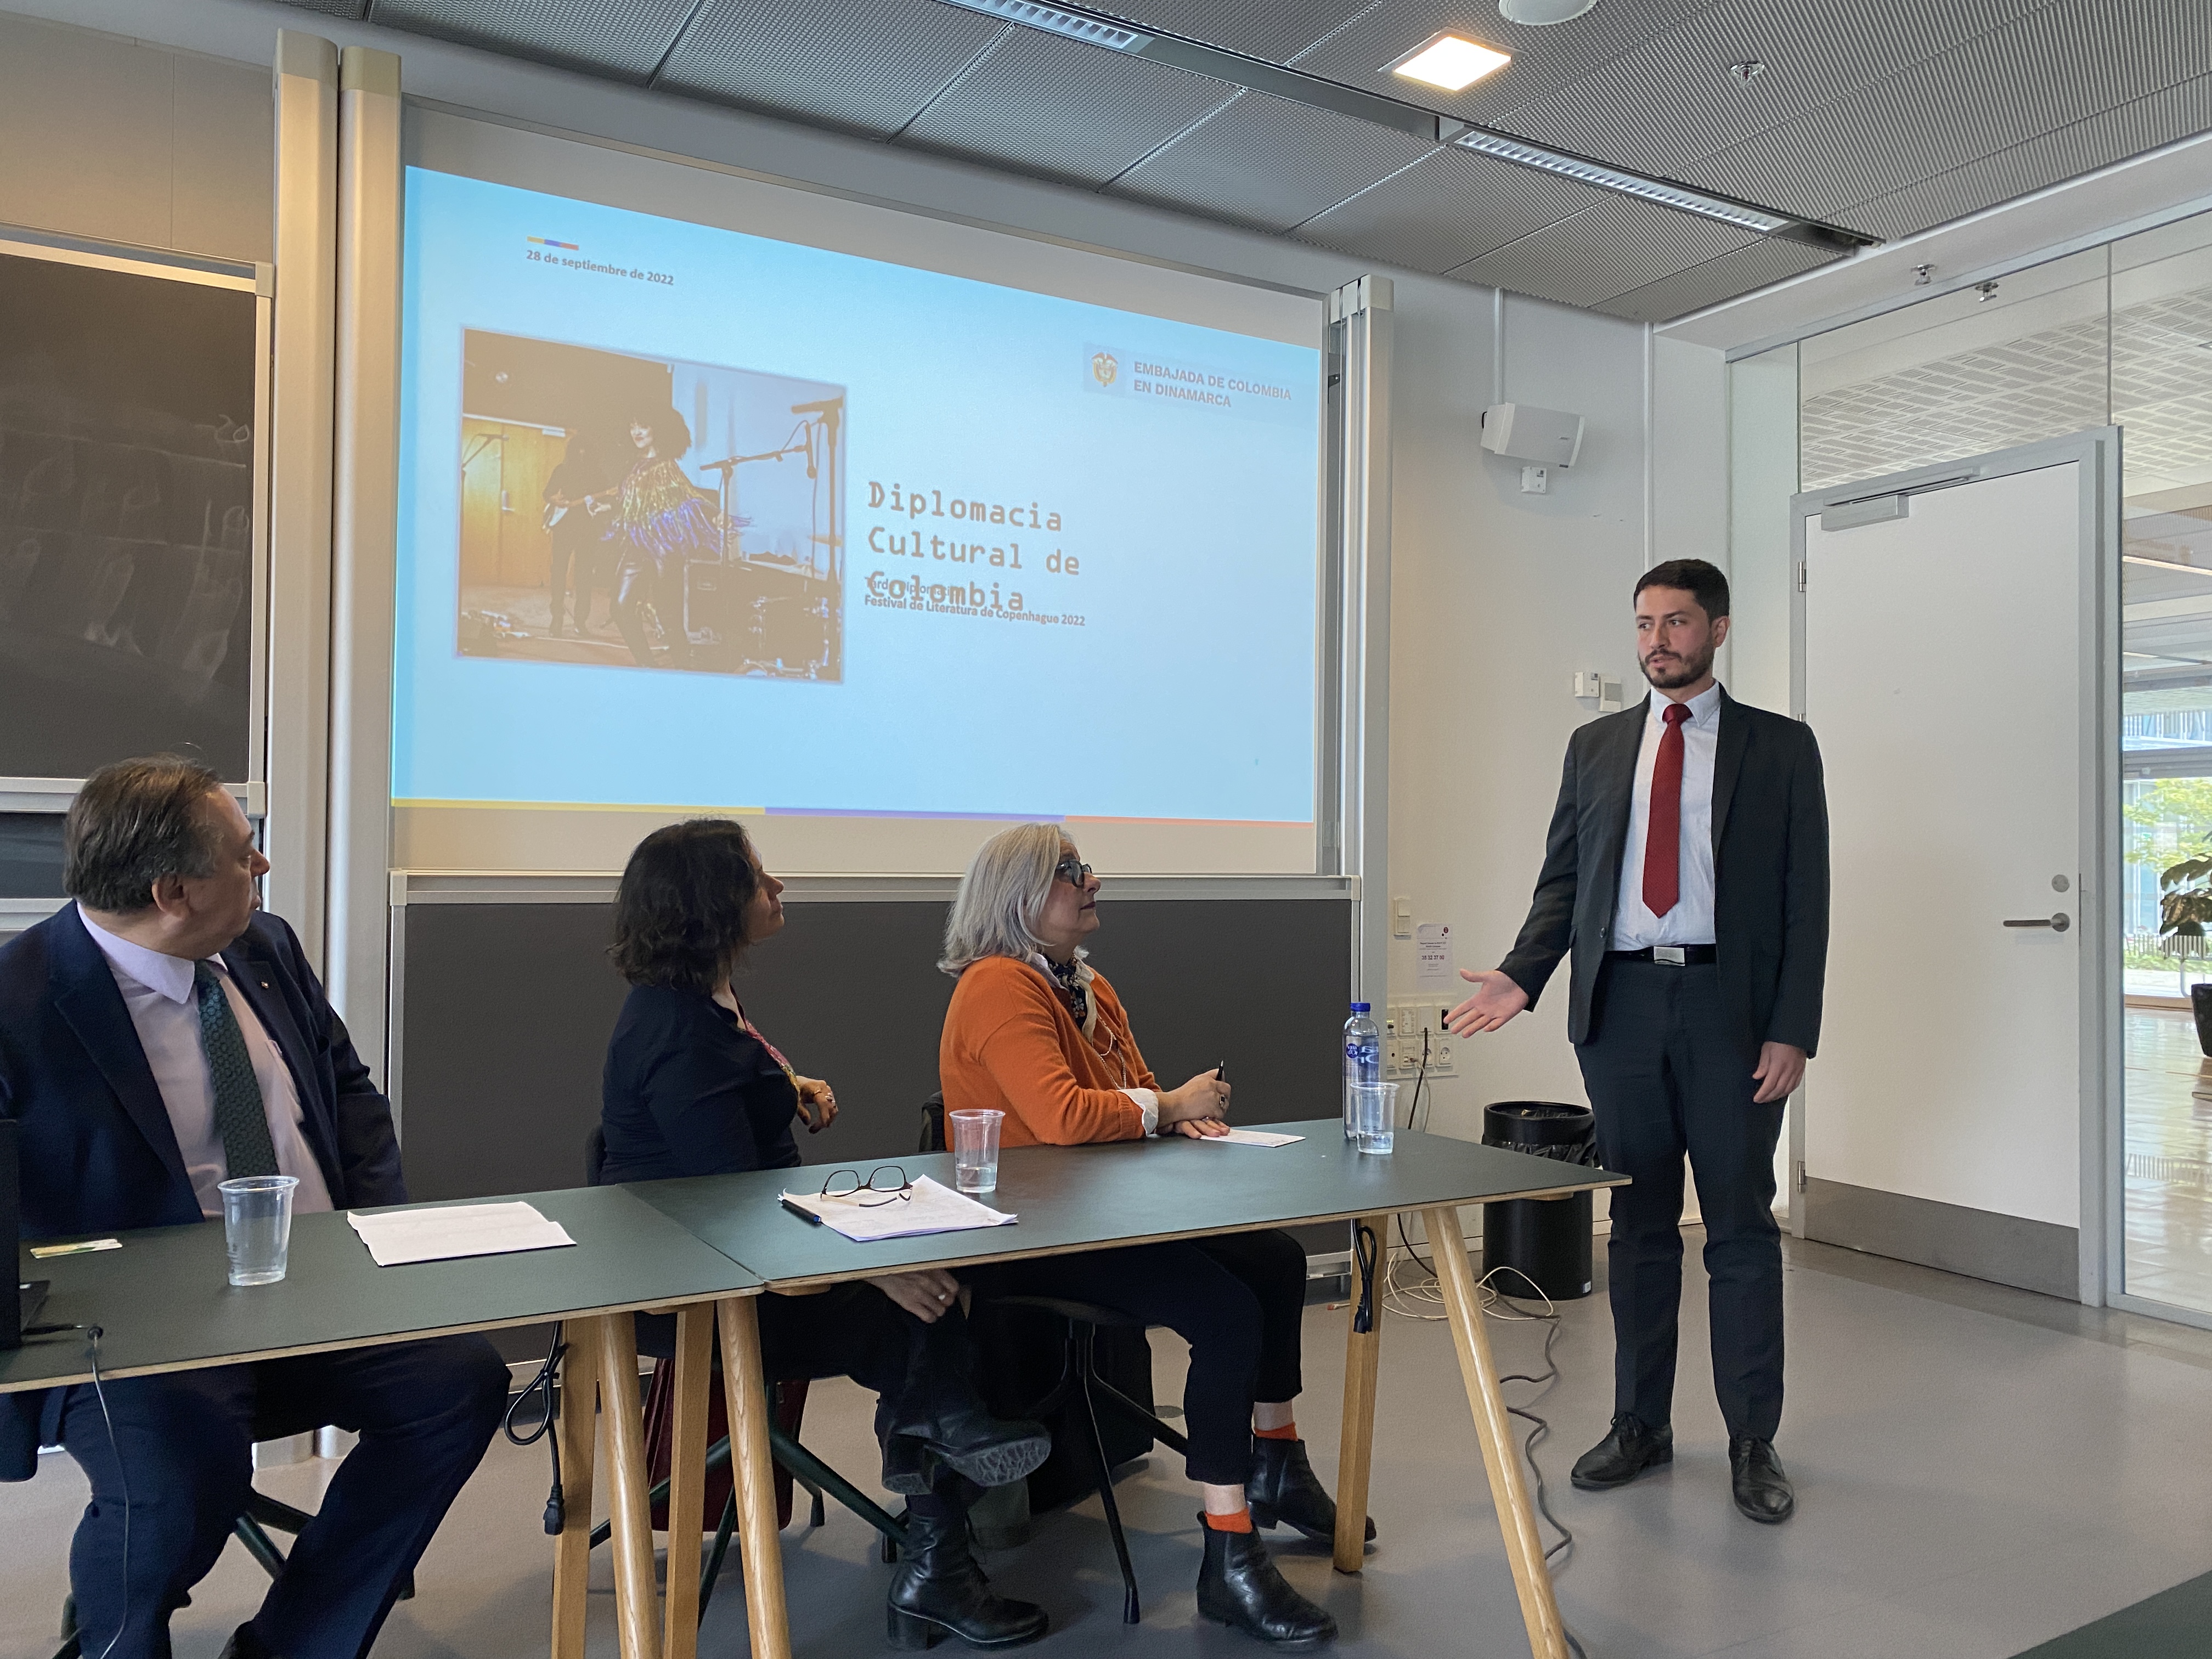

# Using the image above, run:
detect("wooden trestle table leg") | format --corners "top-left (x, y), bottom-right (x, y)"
top-left (595, 1312), bottom-right (664, 1659)
top-left (718, 1295), bottom-right (794, 1659)
top-left (1421, 1204), bottom-right (1571, 1659)
top-left (1333, 1212), bottom-right (1388, 1573)
top-left (663, 1304), bottom-right (716, 1659)
top-left (550, 1319), bottom-right (600, 1659)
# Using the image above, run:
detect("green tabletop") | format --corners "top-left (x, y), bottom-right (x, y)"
top-left (630, 1119), bottom-right (1623, 1290)
top-left (5, 1184), bottom-right (764, 1394)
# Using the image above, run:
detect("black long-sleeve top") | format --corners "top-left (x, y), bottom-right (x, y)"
top-left (599, 983), bottom-right (800, 1182)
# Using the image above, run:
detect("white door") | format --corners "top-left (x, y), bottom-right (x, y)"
top-left (1796, 438), bottom-right (2113, 1300)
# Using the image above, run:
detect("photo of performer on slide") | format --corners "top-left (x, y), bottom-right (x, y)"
top-left (456, 329), bottom-right (845, 680)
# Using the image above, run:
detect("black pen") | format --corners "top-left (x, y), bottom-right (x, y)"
top-left (1215, 1061), bottom-right (1228, 1084)
top-left (780, 1195), bottom-right (823, 1224)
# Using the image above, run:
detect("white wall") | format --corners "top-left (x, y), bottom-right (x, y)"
top-left (0, 0), bottom-right (1725, 1131)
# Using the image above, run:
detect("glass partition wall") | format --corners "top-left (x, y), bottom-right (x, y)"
top-left (1730, 206), bottom-right (2212, 1319)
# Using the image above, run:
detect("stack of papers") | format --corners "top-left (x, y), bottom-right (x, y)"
top-left (348, 1201), bottom-right (576, 1267)
top-left (1198, 1129), bottom-right (1306, 1148)
top-left (780, 1175), bottom-right (1017, 1243)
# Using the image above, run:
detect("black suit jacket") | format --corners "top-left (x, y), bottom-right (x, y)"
top-left (0, 904), bottom-right (405, 1478)
top-left (1498, 687), bottom-right (1830, 1057)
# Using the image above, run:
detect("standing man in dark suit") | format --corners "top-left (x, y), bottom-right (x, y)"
top-left (0, 757), bottom-right (509, 1659)
top-left (1448, 559), bottom-right (1827, 1523)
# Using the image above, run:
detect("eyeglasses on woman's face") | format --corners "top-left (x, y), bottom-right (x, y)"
top-left (1053, 855), bottom-right (1093, 889)
top-left (820, 1165), bottom-right (913, 1207)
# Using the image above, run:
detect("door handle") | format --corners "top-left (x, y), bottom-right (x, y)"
top-left (2002, 913), bottom-right (2070, 932)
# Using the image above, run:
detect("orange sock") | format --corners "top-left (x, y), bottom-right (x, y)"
top-left (1254, 1421), bottom-right (1299, 1442)
top-left (1204, 1508), bottom-right (1255, 1533)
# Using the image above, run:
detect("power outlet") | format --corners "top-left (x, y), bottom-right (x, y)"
top-left (1385, 1000), bottom-right (1458, 1080)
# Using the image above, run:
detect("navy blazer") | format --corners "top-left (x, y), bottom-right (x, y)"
top-left (0, 904), bottom-right (405, 1478)
top-left (1498, 687), bottom-right (1830, 1058)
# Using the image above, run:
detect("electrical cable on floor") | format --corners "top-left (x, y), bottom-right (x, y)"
top-left (1368, 1031), bottom-right (1592, 1657)
top-left (22, 1322), bottom-right (131, 1657)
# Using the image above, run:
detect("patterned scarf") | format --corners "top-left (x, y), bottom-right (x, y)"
top-left (1043, 955), bottom-right (1090, 1026)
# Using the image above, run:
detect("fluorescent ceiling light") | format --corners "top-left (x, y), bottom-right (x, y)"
top-left (935, 0), bottom-right (1152, 50)
top-left (1455, 130), bottom-right (1792, 234)
top-left (1389, 33), bottom-right (1512, 92)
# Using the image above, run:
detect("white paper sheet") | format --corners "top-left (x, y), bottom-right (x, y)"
top-left (1195, 1129), bottom-right (1306, 1148)
top-left (347, 1201), bottom-right (575, 1267)
top-left (778, 1175), bottom-right (1017, 1243)
top-left (1414, 921), bottom-right (1455, 990)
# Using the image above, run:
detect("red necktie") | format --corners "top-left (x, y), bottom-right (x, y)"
top-left (1643, 702), bottom-right (1691, 918)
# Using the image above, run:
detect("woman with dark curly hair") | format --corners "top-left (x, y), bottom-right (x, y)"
top-left (601, 818), bottom-right (1051, 1650)
top-left (598, 404), bottom-right (736, 669)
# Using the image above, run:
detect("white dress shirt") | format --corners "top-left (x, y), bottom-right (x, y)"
top-left (78, 905), bottom-right (336, 1220)
top-left (1029, 951), bottom-right (1160, 1134)
top-left (1611, 682), bottom-right (1722, 951)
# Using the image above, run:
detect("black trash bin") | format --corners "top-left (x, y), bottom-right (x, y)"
top-left (1481, 1101), bottom-right (1597, 1301)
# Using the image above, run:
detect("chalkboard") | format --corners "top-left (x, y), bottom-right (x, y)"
top-left (0, 812), bottom-right (65, 898)
top-left (396, 898), bottom-right (1353, 1210)
top-left (0, 250), bottom-right (259, 780)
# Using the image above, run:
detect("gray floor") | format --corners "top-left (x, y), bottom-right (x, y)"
top-left (10, 1233), bottom-right (2212, 1659)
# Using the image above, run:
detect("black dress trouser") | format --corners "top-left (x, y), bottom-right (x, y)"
top-left (1575, 959), bottom-right (1787, 1441)
top-left (972, 1226), bottom-right (1307, 1485)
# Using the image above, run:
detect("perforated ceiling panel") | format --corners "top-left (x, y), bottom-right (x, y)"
top-left (1294, 142), bottom-right (1612, 274)
top-left (1110, 93), bottom-right (1436, 232)
top-left (1489, 0), bottom-right (2052, 178)
top-left (368, 0), bottom-right (701, 82)
top-left (896, 27), bottom-right (1235, 190)
top-left (1841, 74), bottom-right (2212, 244)
top-left (1594, 235), bottom-right (1836, 321)
top-left (1676, 0), bottom-right (2212, 225)
top-left (656, 0), bottom-right (1005, 138)
top-left (1448, 194), bottom-right (1754, 309)
top-left (268, 0), bottom-right (2212, 321)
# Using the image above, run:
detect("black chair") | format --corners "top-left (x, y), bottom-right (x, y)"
top-left (918, 1095), bottom-right (1184, 1624)
top-left (573, 1127), bottom-right (909, 1626)
top-left (52, 1447), bottom-right (402, 1658)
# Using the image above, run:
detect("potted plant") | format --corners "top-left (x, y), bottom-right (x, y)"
top-left (2159, 854), bottom-right (2212, 1053)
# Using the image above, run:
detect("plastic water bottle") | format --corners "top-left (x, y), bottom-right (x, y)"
top-left (1342, 1002), bottom-right (1381, 1142)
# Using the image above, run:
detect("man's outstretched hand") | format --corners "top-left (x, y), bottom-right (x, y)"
top-left (1446, 969), bottom-right (1530, 1036)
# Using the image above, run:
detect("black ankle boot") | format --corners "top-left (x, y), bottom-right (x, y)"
top-left (1195, 1517), bottom-right (1337, 1650)
top-left (1247, 1438), bottom-right (1375, 1546)
top-left (878, 1402), bottom-right (1051, 1493)
top-left (886, 1508), bottom-right (1049, 1650)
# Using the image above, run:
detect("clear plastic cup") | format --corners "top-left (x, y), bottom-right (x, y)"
top-left (949, 1109), bottom-right (1005, 1196)
top-left (219, 1175), bottom-right (300, 1286)
top-left (1351, 1082), bottom-right (1400, 1155)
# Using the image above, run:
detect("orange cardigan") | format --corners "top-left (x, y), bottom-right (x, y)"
top-left (939, 955), bottom-right (1159, 1147)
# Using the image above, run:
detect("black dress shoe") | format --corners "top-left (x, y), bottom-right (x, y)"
top-left (1247, 1437), bottom-right (1375, 1545)
top-left (1729, 1435), bottom-right (1795, 1523)
top-left (879, 1404), bottom-right (1052, 1495)
top-left (887, 1508), bottom-right (1051, 1650)
top-left (1195, 1519), bottom-right (1338, 1650)
top-left (1570, 1415), bottom-right (1673, 1490)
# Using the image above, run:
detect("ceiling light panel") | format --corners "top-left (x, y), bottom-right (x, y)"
top-left (1454, 130), bottom-right (1792, 233)
top-left (933, 0), bottom-right (1153, 50)
top-left (1389, 32), bottom-right (1512, 92)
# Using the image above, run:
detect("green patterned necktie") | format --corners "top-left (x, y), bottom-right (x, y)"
top-left (194, 961), bottom-right (279, 1180)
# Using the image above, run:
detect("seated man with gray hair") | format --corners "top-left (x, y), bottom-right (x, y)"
top-left (0, 755), bottom-right (509, 1659)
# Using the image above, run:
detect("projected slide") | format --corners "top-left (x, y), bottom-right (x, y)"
top-left (398, 169), bottom-right (1322, 834)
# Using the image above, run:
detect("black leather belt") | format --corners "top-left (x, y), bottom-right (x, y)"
top-left (1607, 945), bottom-right (1717, 966)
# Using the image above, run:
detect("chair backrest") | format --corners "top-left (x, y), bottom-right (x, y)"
top-left (917, 1092), bottom-right (946, 1155)
top-left (584, 1124), bottom-right (607, 1187)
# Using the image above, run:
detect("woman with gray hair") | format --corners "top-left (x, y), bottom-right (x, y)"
top-left (939, 822), bottom-right (1368, 1652)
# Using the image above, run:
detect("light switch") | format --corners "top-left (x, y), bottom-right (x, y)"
top-left (1391, 895), bottom-right (1413, 938)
